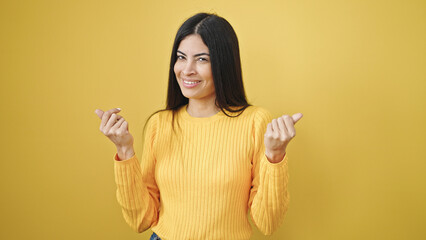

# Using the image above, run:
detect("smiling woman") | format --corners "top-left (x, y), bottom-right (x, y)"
top-left (95, 12), bottom-right (303, 240)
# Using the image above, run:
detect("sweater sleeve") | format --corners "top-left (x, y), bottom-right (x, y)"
top-left (248, 107), bottom-right (290, 235)
top-left (113, 113), bottom-right (160, 233)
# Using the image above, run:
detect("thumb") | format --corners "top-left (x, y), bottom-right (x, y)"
top-left (94, 109), bottom-right (104, 119)
top-left (292, 113), bottom-right (303, 124)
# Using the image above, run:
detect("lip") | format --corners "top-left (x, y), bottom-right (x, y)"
top-left (181, 79), bottom-right (201, 88)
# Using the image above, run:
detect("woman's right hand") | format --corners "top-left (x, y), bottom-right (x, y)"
top-left (94, 108), bottom-right (135, 159)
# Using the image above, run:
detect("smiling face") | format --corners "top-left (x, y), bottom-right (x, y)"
top-left (174, 34), bottom-right (215, 103)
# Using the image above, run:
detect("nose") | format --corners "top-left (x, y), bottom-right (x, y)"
top-left (182, 60), bottom-right (196, 76)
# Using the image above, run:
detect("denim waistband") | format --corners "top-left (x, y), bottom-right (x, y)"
top-left (149, 232), bottom-right (161, 240)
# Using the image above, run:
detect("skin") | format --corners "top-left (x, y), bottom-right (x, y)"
top-left (94, 34), bottom-right (303, 162)
top-left (94, 108), bottom-right (135, 160)
top-left (174, 34), bottom-right (218, 118)
top-left (264, 113), bottom-right (303, 163)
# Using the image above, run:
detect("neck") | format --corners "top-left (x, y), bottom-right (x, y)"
top-left (186, 97), bottom-right (220, 118)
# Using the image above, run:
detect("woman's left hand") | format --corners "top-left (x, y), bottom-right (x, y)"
top-left (264, 113), bottom-right (303, 163)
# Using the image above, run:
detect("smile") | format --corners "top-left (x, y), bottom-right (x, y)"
top-left (182, 79), bottom-right (201, 88)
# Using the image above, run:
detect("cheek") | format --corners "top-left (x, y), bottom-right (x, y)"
top-left (207, 69), bottom-right (214, 86)
top-left (205, 74), bottom-right (215, 91)
top-left (174, 63), bottom-right (180, 77)
top-left (201, 65), bottom-right (213, 80)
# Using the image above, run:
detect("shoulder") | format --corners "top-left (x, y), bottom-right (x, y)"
top-left (244, 106), bottom-right (272, 136)
top-left (224, 105), bottom-right (270, 117)
top-left (155, 109), bottom-right (171, 121)
top-left (242, 106), bottom-right (272, 138)
top-left (148, 107), bottom-right (183, 128)
top-left (144, 109), bottom-right (170, 129)
top-left (226, 105), bottom-right (272, 130)
top-left (243, 105), bottom-right (273, 123)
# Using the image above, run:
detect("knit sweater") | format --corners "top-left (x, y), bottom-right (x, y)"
top-left (113, 104), bottom-right (290, 240)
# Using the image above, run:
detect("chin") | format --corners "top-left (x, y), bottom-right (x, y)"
top-left (179, 88), bottom-right (196, 99)
top-left (182, 92), bottom-right (198, 100)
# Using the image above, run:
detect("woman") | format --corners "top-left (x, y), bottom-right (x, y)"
top-left (95, 12), bottom-right (302, 240)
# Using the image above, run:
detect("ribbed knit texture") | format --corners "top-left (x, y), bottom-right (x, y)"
top-left (113, 104), bottom-right (289, 240)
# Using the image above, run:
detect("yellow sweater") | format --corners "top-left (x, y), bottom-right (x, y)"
top-left (113, 104), bottom-right (290, 240)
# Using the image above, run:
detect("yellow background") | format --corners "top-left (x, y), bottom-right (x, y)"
top-left (1, 0), bottom-right (425, 239)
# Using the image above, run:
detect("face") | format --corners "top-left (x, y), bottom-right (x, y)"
top-left (174, 34), bottom-right (215, 102)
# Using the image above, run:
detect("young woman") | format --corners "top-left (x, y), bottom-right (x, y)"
top-left (95, 12), bottom-right (302, 240)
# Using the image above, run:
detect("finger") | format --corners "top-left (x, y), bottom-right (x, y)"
top-left (271, 119), bottom-right (281, 138)
top-left (94, 109), bottom-right (104, 119)
top-left (118, 120), bottom-right (128, 132)
top-left (277, 117), bottom-right (289, 137)
top-left (110, 117), bottom-right (125, 132)
top-left (271, 119), bottom-right (279, 133)
top-left (101, 108), bottom-right (121, 129)
top-left (105, 113), bottom-right (120, 131)
top-left (283, 115), bottom-right (296, 138)
top-left (266, 123), bottom-right (272, 135)
top-left (292, 113), bottom-right (303, 124)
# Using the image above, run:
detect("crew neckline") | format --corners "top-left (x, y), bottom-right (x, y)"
top-left (180, 104), bottom-right (226, 123)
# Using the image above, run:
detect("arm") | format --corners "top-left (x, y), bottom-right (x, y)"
top-left (248, 108), bottom-right (290, 235)
top-left (113, 113), bottom-right (160, 233)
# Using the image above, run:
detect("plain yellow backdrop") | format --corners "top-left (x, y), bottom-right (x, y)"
top-left (1, 0), bottom-right (425, 239)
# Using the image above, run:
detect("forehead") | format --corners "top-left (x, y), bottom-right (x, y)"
top-left (177, 34), bottom-right (209, 53)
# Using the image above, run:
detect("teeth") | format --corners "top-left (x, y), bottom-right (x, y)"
top-left (183, 80), bottom-right (200, 85)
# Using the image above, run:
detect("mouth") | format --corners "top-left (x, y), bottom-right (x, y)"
top-left (182, 79), bottom-right (202, 88)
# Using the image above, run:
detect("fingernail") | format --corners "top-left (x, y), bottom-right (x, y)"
top-left (117, 108), bottom-right (121, 110)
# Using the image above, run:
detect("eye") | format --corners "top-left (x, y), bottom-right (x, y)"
top-left (197, 57), bottom-right (209, 62)
top-left (177, 55), bottom-right (185, 60)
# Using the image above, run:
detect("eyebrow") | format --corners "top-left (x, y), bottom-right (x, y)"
top-left (177, 50), bottom-right (210, 57)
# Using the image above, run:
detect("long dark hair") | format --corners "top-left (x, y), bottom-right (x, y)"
top-left (143, 12), bottom-right (251, 135)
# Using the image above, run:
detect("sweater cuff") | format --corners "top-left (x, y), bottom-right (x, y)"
top-left (261, 153), bottom-right (289, 177)
top-left (113, 153), bottom-right (141, 185)
top-left (113, 152), bottom-right (137, 163)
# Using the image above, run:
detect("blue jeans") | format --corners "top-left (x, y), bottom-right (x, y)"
top-left (149, 232), bottom-right (161, 240)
